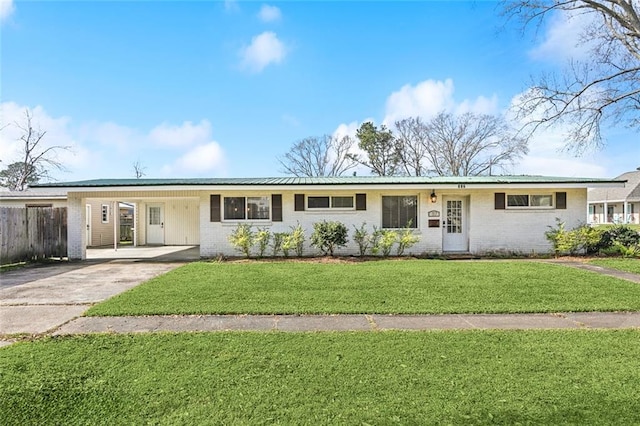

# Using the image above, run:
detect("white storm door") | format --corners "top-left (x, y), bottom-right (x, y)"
top-left (85, 204), bottom-right (92, 246)
top-left (147, 204), bottom-right (165, 245)
top-left (443, 198), bottom-right (468, 252)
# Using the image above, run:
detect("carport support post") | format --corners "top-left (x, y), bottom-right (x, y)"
top-left (133, 202), bottom-right (138, 247)
top-left (113, 201), bottom-right (118, 252)
top-left (67, 196), bottom-right (87, 260)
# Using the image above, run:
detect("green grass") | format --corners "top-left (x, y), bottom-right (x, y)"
top-left (590, 258), bottom-right (640, 274)
top-left (593, 223), bottom-right (640, 232)
top-left (1, 331), bottom-right (639, 425)
top-left (86, 260), bottom-right (640, 316)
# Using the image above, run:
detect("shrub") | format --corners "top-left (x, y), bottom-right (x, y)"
top-left (599, 225), bottom-right (640, 250)
top-left (545, 218), bottom-right (611, 256)
top-left (352, 223), bottom-right (372, 256)
top-left (311, 221), bottom-right (349, 256)
top-left (271, 232), bottom-right (286, 257)
top-left (577, 225), bottom-right (603, 255)
top-left (289, 223), bottom-right (306, 257)
top-left (281, 234), bottom-right (293, 257)
top-left (545, 220), bottom-right (597, 256)
top-left (373, 229), bottom-right (398, 257)
top-left (253, 228), bottom-right (271, 258)
top-left (369, 226), bottom-right (382, 256)
top-left (228, 223), bottom-right (254, 258)
top-left (396, 226), bottom-right (420, 256)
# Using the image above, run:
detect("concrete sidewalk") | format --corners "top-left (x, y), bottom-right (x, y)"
top-left (52, 312), bottom-right (640, 335)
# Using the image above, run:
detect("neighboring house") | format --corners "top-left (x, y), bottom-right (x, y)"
top-left (32, 175), bottom-right (623, 260)
top-left (588, 169), bottom-right (640, 225)
top-left (0, 188), bottom-right (67, 208)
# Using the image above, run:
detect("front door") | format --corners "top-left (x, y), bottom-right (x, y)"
top-left (147, 204), bottom-right (165, 245)
top-left (443, 198), bottom-right (468, 252)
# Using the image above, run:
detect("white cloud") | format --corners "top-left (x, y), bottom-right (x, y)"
top-left (1, 101), bottom-right (228, 181)
top-left (169, 142), bottom-right (225, 175)
top-left (240, 31), bottom-right (287, 73)
top-left (455, 94), bottom-right (499, 116)
top-left (0, 102), bottom-right (81, 176)
top-left (148, 120), bottom-right (212, 147)
top-left (383, 79), bottom-right (455, 125)
top-left (529, 9), bottom-right (595, 62)
top-left (333, 121), bottom-right (362, 140)
top-left (0, 0), bottom-right (15, 22)
top-left (383, 78), bottom-right (498, 125)
top-left (258, 4), bottom-right (281, 23)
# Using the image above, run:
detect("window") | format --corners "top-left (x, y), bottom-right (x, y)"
top-left (507, 195), bottom-right (529, 207)
top-left (531, 195), bottom-right (553, 207)
top-left (101, 204), bottom-right (110, 223)
top-left (223, 196), bottom-right (270, 221)
top-left (382, 195), bottom-right (417, 229)
top-left (307, 196), bottom-right (330, 209)
top-left (149, 206), bottom-right (161, 225)
top-left (507, 194), bottom-right (553, 208)
top-left (307, 196), bottom-right (354, 210)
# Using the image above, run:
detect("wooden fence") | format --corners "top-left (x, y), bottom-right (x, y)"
top-left (0, 207), bottom-right (68, 265)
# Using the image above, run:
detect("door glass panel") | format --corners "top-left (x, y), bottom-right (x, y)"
top-left (447, 200), bottom-right (462, 234)
top-left (149, 207), bottom-right (161, 225)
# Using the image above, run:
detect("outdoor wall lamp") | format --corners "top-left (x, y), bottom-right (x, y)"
top-left (430, 191), bottom-right (437, 203)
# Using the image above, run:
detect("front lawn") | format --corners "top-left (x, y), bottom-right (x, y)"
top-left (86, 260), bottom-right (640, 316)
top-left (589, 258), bottom-right (640, 275)
top-left (1, 331), bottom-right (639, 425)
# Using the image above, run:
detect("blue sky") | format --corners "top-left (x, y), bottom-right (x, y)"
top-left (1, 0), bottom-right (637, 181)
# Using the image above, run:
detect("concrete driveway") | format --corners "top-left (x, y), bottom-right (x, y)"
top-left (0, 246), bottom-right (196, 336)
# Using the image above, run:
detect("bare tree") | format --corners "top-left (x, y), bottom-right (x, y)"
top-left (421, 112), bottom-right (528, 176)
top-left (132, 160), bottom-right (147, 179)
top-left (504, 0), bottom-right (640, 153)
top-left (278, 134), bottom-right (358, 177)
top-left (394, 117), bottom-right (431, 176)
top-left (0, 109), bottom-right (71, 191)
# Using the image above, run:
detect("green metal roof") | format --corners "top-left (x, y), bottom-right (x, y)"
top-left (32, 175), bottom-right (624, 188)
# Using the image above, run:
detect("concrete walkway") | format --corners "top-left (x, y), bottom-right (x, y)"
top-left (52, 312), bottom-right (640, 335)
top-left (546, 259), bottom-right (640, 284)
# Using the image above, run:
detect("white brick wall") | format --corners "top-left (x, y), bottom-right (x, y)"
top-left (469, 189), bottom-right (587, 255)
top-left (199, 188), bottom-right (587, 257)
top-left (67, 196), bottom-right (86, 260)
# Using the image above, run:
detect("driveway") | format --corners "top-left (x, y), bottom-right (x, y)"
top-left (0, 247), bottom-right (196, 336)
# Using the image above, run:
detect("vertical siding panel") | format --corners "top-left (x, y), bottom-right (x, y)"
top-left (164, 199), bottom-right (200, 245)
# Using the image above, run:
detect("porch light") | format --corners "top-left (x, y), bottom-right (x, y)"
top-left (430, 191), bottom-right (437, 203)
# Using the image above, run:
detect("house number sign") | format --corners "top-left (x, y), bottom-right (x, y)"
top-left (427, 210), bottom-right (440, 218)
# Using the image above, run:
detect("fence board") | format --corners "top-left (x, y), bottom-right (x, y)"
top-left (0, 207), bottom-right (67, 265)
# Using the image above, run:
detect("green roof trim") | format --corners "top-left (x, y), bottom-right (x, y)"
top-left (32, 175), bottom-right (624, 188)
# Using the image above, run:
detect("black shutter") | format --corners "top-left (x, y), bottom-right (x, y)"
top-left (355, 193), bottom-right (367, 211)
top-left (556, 192), bottom-right (567, 209)
top-left (210, 194), bottom-right (221, 222)
top-left (272, 194), bottom-right (283, 222)
top-left (294, 194), bottom-right (305, 211)
top-left (495, 193), bottom-right (506, 210)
